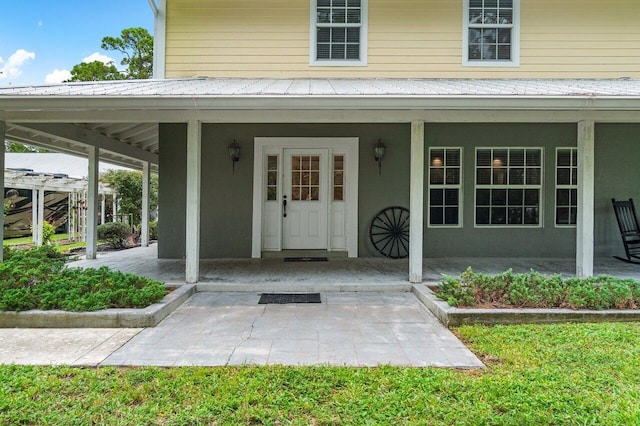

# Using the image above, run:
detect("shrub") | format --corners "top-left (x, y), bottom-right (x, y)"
top-left (0, 246), bottom-right (165, 312)
top-left (436, 267), bottom-right (640, 310)
top-left (149, 220), bottom-right (158, 240)
top-left (41, 221), bottom-right (56, 245)
top-left (97, 222), bottom-right (131, 248)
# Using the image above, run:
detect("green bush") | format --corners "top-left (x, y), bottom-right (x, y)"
top-left (149, 220), bottom-right (158, 240)
top-left (437, 267), bottom-right (640, 310)
top-left (97, 222), bottom-right (131, 248)
top-left (0, 246), bottom-right (165, 312)
top-left (41, 221), bottom-right (56, 245)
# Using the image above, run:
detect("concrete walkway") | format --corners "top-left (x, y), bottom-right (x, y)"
top-left (0, 292), bottom-right (483, 368)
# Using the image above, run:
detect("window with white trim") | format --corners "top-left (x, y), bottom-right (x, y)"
top-left (463, 0), bottom-right (519, 66)
top-left (475, 148), bottom-right (542, 226)
top-left (311, 0), bottom-right (367, 66)
top-left (555, 148), bottom-right (578, 227)
top-left (429, 148), bottom-right (462, 227)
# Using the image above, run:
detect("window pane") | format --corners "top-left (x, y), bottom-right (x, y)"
top-left (347, 9), bottom-right (361, 23)
top-left (497, 44), bottom-right (511, 60)
top-left (346, 28), bottom-right (360, 43)
top-left (267, 187), bottom-right (277, 201)
top-left (492, 168), bottom-right (507, 185)
top-left (334, 187), bottom-right (343, 201)
top-left (557, 168), bottom-right (571, 185)
top-left (508, 207), bottom-right (523, 224)
top-left (431, 149), bottom-right (445, 166)
top-left (346, 44), bottom-right (360, 59)
top-left (445, 207), bottom-right (459, 225)
top-left (477, 149), bottom-right (492, 166)
top-left (476, 207), bottom-right (490, 224)
top-left (525, 189), bottom-right (539, 206)
top-left (509, 168), bottom-right (524, 185)
top-left (477, 189), bottom-right (491, 205)
top-left (477, 168), bottom-right (491, 185)
top-left (430, 207), bottom-right (443, 225)
top-left (526, 168), bottom-right (541, 185)
top-left (331, 44), bottom-right (345, 59)
top-left (446, 168), bottom-right (460, 185)
top-left (445, 189), bottom-right (459, 206)
top-left (446, 149), bottom-right (461, 166)
top-left (332, 28), bottom-right (346, 43)
top-left (431, 168), bottom-right (445, 185)
top-left (524, 207), bottom-right (539, 225)
top-left (317, 28), bottom-right (331, 43)
top-left (526, 149), bottom-right (542, 166)
top-left (430, 189), bottom-right (444, 206)
top-left (557, 207), bottom-right (569, 225)
top-left (508, 189), bottom-right (523, 205)
top-left (491, 207), bottom-right (506, 224)
top-left (492, 189), bottom-right (507, 206)
top-left (509, 149), bottom-right (524, 166)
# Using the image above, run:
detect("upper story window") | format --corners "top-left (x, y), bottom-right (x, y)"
top-left (310, 0), bottom-right (368, 66)
top-left (463, 0), bottom-right (520, 67)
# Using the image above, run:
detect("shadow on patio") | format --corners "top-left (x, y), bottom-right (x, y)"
top-left (69, 243), bottom-right (640, 286)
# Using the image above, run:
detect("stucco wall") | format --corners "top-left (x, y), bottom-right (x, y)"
top-left (157, 122), bottom-right (639, 259)
top-left (423, 123), bottom-right (577, 258)
top-left (157, 123), bottom-right (410, 258)
top-left (594, 124), bottom-right (640, 258)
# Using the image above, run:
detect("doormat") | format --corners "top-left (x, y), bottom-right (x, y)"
top-left (283, 257), bottom-right (328, 262)
top-left (259, 293), bottom-right (322, 304)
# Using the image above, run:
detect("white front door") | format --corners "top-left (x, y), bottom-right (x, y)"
top-left (282, 149), bottom-right (328, 249)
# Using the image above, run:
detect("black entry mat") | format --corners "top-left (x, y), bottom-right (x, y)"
top-left (284, 257), bottom-right (328, 262)
top-left (259, 293), bottom-right (322, 304)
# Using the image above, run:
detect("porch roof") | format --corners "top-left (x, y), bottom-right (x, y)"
top-left (2, 78), bottom-right (640, 169)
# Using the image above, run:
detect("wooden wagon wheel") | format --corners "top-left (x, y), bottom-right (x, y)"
top-left (369, 206), bottom-right (410, 259)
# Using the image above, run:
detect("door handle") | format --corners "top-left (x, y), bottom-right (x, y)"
top-left (283, 195), bottom-right (287, 218)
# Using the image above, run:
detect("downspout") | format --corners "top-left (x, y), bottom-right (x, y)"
top-left (148, 0), bottom-right (166, 79)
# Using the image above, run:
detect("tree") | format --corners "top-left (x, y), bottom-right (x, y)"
top-left (68, 61), bottom-right (123, 82)
top-left (4, 141), bottom-right (48, 153)
top-left (67, 27), bottom-right (153, 82)
top-left (101, 169), bottom-right (158, 226)
top-left (101, 27), bottom-right (153, 79)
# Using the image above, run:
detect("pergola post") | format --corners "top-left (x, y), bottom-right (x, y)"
top-left (409, 121), bottom-right (425, 283)
top-left (576, 120), bottom-right (595, 278)
top-left (86, 146), bottom-right (99, 259)
top-left (185, 120), bottom-right (201, 283)
top-left (37, 188), bottom-right (44, 246)
top-left (32, 190), bottom-right (38, 244)
top-left (113, 193), bottom-right (118, 222)
top-left (0, 122), bottom-right (4, 260)
top-left (141, 161), bottom-right (150, 247)
top-left (100, 194), bottom-right (106, 225)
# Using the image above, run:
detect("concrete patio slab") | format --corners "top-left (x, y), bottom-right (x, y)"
top-left (101, 292), bottom-right (484, 368)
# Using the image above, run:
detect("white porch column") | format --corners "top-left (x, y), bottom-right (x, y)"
top-left (185, 120), bottom-right (201, 283)
top-left (112, 193), bottom-right (118, 222)
top-left (0, 122), bottom-right (4, 260)
top-left (100, 194), bottom-right (106, 225)
top-left (576, 120), bottom-right (595, 278)
top-left (86, 146), bottom-right (99, 259)
top-left (409, 121), bottom-right (425, 283)
top-left (32, 190), bottom-right (38, 244)
top-left (141, 161), bottom-right (150, 247)
top-left (37, 188), bottom-right (44, 246)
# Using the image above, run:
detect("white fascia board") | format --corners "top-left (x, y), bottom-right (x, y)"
top-left (2, 95), bottom-right (640, 114)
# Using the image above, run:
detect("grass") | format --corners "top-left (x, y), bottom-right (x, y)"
top-left (2, 233), bottom-right (70, 246)
top-left (0, 322), bottom-right (639, 424)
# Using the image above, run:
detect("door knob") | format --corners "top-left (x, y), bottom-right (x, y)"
top-left (283, 195), bottom-right (287, 218)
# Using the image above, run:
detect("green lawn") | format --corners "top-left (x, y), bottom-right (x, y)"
top-left (2, 233), bottom-right (70, 246)
top-left (1, 322), bottom-right (639, 424)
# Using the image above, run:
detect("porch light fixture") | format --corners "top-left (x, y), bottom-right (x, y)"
top-left (374, 139), bottom-right (385, 174)
top-left (228, 140), bottom-right (240, 173)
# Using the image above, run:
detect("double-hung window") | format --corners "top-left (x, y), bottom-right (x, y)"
top-left (475, 148), bottom-right (543, 226)
top-left (463, 0), bottom-right (520, 66)
top-left (555, 148), bottom-right (578, 227)
top-left (311, 0), bottom-right (367, 66)
top-left (429, 148), bottom-right (463, 227)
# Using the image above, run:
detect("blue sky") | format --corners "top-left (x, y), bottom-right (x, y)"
top-left (1, 1), bottom-right (154, 86)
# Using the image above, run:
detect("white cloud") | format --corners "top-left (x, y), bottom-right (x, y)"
top-left (82, 52), bottom-right (116, 65)
top-left (45, 69), bottom-right (71, 84)
top-left (38, 20), bottom-right (43, 27)
top-left (0, 49), bottom-right (36, 79)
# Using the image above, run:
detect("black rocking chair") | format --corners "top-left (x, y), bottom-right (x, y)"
top-left (611, 198), bottom-right (640, 264)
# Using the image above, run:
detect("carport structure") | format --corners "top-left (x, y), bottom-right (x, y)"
top-left (0, 112), bottom-right (158, 261)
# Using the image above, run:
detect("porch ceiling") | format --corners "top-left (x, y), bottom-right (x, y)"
top-left (2, 77), bottom-right (640, 166)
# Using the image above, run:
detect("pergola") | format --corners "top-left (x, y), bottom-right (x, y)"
top-left (5, 169), bottom-right (118, 245)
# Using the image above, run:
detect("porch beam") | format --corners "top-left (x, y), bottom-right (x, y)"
top-left (576, 120), bottom-right (595, 278)
top-left (86, 146), bottom-right (99, 259)
top-left (141, 161), bottom-right (150, 247)
top-left (0, 122), bottom-right (4, 260)
top-left (409, 121), bottom-right (425, 283)
top-left (185, 120), bottom-right (201, 283)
